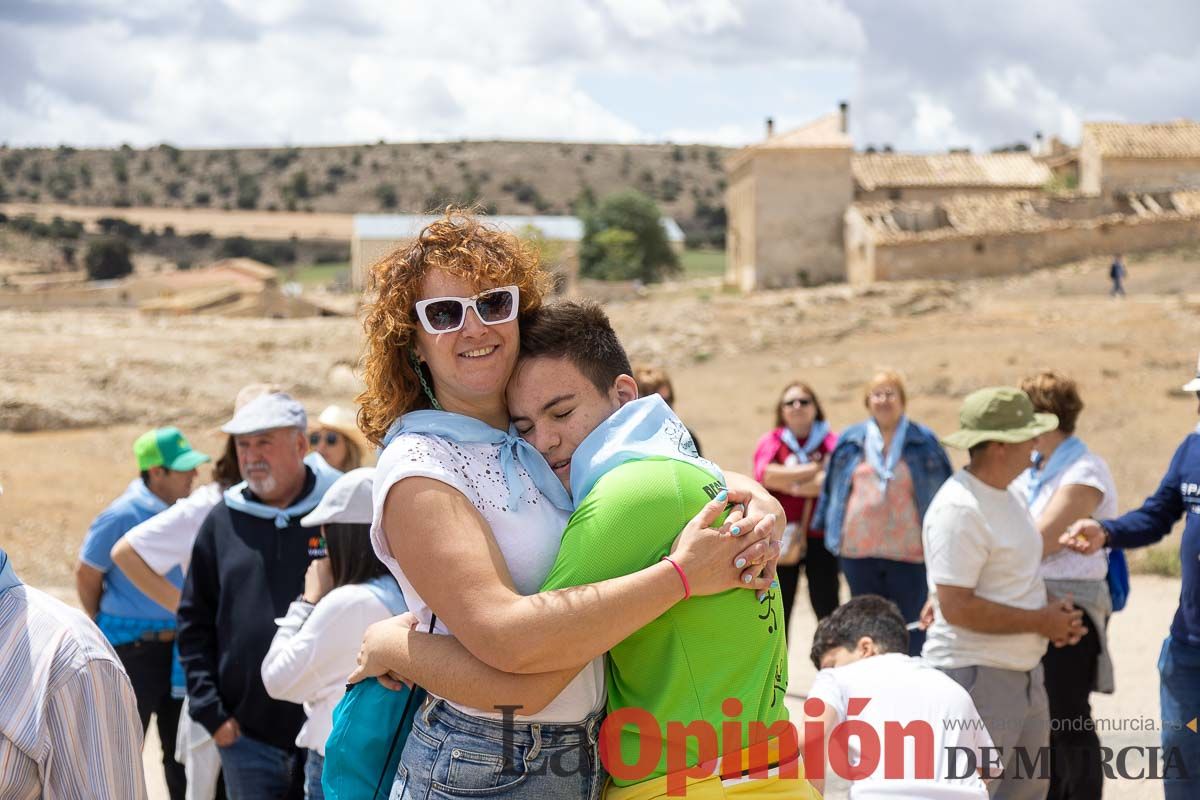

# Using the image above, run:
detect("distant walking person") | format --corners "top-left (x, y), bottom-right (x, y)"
top-left (77, 426), bottom-right (211, 800)
top-left (1109, 254), bottom-right (1126, 297)
top-left (1, 545), bottom-right (148, 799)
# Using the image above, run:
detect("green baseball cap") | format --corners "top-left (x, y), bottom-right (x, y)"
top-left (941, 387), bottom-right (1059, 450)
top-left (133, 427), bottom-right (211, 472)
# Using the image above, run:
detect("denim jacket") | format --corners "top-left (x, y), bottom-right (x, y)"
top-left (813, 419), bottom-right (953, 557)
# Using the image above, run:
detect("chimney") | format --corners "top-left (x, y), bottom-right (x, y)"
top-left (838, 101), bottom-right (849, 134)
top-left (1034, 130), bottom-right (1044, 156)
top-left (765, 117), bottom-right (774, 138)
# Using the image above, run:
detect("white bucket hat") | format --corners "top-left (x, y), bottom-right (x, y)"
top-left (301, 467), bottom-right (375, 527)
top-left (1183, 353), bottom-right (1200, 393)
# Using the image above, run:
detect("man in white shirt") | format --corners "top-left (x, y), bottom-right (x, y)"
top-left (923, 387), bottom-right (1086, 800)
top-left (805, 595), bottom-right (992, 799)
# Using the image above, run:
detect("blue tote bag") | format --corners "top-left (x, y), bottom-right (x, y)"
top-left (323, 678), bottom-right (426, 799)
top-left (323, 613), bottom-right (435, 800)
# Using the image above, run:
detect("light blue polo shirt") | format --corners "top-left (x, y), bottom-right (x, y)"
top-left (79, 479), bottom-right (184, 633)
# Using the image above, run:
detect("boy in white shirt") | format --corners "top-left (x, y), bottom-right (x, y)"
top-left (805, 595), bottom-right (993, 799)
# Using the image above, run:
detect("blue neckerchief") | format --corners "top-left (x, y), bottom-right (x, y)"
top-left (362, 574), bottom-right (409, 616)
top-left (223, 452), bottom-right (342, 529)
top-left (780, 420), bottom-right (831, 464)
top-left (383, 410), bottom-right (572, 513)
top-left (864, 415), bottom-right (910, 493)
top-left (1025, 435), bottom-right (1088, 506)
top-left (0, 549), bottom-right (21, 597)
top-left (569, 395), bottom-right (723, 506)
top-left (125, 478), bottom-right (169, 516)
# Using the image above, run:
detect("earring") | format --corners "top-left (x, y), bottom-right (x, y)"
top-left (410, 349), bottom-right (443, 411)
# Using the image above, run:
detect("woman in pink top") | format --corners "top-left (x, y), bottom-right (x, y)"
top-left (753, 380), bottom-right (840, 629)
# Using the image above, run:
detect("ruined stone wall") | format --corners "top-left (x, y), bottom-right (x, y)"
top-left (1099, 158), bottom-right (1200, 195)
top-left (859, 214), bottom-right (1200, 284)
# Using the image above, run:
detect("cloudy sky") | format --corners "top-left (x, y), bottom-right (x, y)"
top-left (3, 0), bottom-right (1197, 152)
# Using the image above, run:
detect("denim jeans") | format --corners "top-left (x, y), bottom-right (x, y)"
top-left (392, 698), bottom-right (605, 799)
top-left (217, 734), bottom-right (303, 800)
top-left (1159, 636), bottom-right (1200, 798)
top-left (305, 750), bottom-right (325, 800)
top-left (840, 556), bottom-right (928, 656)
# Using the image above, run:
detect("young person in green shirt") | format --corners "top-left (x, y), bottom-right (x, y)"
top-left (354, 301), bottom-right (814, 798)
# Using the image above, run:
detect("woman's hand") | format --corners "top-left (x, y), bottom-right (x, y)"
top-left (347, 611), bottom-right (420, 685)
top-left (724, 475), bottom-right (786, 598)
top-left (302, 558), bottom-right (334, 605)
top-left (670, 492), bottom-right (776, 596)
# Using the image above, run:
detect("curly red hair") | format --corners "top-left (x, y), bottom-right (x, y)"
top-left (357, 209), bottom-right (554, 446)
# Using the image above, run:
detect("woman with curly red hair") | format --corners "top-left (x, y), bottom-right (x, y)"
top-left (350, 210), bottom-right (779, 799)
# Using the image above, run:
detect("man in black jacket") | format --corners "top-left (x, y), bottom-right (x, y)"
top-left (177, 393), bottom-right (341, 799)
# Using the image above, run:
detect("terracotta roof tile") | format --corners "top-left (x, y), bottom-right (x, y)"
top-left (1082, 121), bottom-right (1200, 159)
top-left (852, 153), bottom-right (1051, 191)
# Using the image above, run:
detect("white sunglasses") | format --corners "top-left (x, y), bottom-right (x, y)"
top-left (413, 285), bottom-right (519, 334)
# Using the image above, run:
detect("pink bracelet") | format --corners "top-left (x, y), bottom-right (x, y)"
top-left (661, 556), bottom-right (691, 600)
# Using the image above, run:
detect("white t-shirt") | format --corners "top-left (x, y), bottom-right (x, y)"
top-left (371, 432), bottom-right (605, 724)
top-left (124, 482), bottom-right (223, 575)
top-left (261, 583), bottom-right (395, 755)
top-left (1011, 453), bottom-right (1118, 581)
top-left (922, 470), bottom-right (1048, 671)
top-left (807, 653), bottom-right (991, 799)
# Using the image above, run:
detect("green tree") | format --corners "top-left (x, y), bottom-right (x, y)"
top-left (84, 236), bottom-right (133, 281)
top-left (236, 174), bottom-right (260, 209)
top-left (580, 190), bottom-right (680, 283)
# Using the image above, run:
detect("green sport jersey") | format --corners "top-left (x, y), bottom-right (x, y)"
top-left (540, 457), bottom-right (789, 786)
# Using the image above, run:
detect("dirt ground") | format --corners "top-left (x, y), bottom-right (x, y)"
top-left (4, 246), bottom-right (1199, 798)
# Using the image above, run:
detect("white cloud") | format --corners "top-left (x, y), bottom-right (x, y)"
top-left (0, 0), bottom-right (1196, 151)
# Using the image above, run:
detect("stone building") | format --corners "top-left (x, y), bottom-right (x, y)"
top-left (1080, 121), bottom-right (1200, 197)
top-left (724, 109), bottom-right (854, 290)
top-left (726, 107), bottom-right (1049, 289)
top-left (730, 111), bottom-right (1200, 288)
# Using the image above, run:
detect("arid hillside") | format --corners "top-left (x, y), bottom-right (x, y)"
top-left (0, 140), bottom-right (731, 240)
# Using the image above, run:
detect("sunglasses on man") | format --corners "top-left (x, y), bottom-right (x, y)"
top-left (309, 431), bottom-right (341, 447)
top-left (414, 285), bottom-right (519, 335)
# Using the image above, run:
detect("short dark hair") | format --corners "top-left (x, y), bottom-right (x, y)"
top-left (518, 301), bottom-right (633, 395)
top-left (325, 523), bottom-right (390, 589)
top-left (810, 595), bottom-right (909, 669)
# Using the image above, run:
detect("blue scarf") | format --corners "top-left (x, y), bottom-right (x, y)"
top-left (780, 420), bottom-right (831, 464)
top-left (569, 395), bottom-right (723, 506)
top-left (0, 549), bottom-right (20, 597)
top-left (864, 415), bottom-right (910, 493)
top-left (363, 574), bottom-right (409, 616)
top-left (382, 410), bottom-right (572, 513)
top-left (1024, 435), bottom-right (1088, 506)
top-left (223, 452), bottom-right (342, 529)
